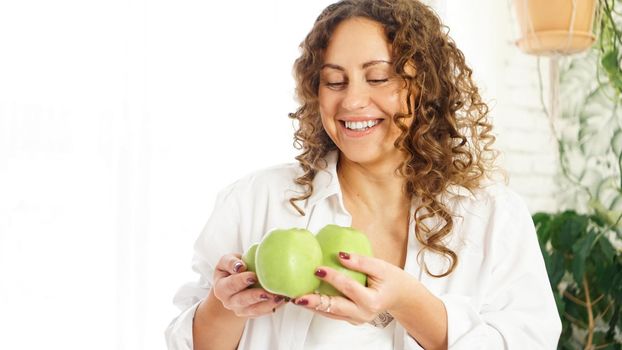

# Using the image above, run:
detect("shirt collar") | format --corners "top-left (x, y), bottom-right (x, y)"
top-left (304, 150), bottom-right (476, 210)
top-left (443, 184), bottom-right (476, 201)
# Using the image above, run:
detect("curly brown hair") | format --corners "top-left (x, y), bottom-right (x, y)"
top-left (288, 0), bottom-right (498, 277)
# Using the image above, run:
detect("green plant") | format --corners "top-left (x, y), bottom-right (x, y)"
top-left (534, 211), bottom-right (622, 348)
top-left (598, 0), bottom-right (622, 95)
top-left (532, 0), bottom-right (622, 348)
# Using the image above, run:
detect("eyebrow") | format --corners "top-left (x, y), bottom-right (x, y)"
top-left (320, 60), bottom-right (392, 71)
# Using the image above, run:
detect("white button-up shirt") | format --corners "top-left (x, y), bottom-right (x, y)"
top-left (165, 151), bottom-right (561, 349)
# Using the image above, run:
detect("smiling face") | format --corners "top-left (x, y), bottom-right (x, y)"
top-left (319, 17), bottom-right (413, 168)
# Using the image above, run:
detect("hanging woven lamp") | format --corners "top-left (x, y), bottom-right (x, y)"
top-left (513, 0), bottom-right (597, 56)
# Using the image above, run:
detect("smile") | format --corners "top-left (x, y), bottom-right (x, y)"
top-left (338, 118), bottom-right (384, 138)
top-left (343, 120), bottom-right (381, 131)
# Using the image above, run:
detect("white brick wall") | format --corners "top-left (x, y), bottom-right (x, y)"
top-left (445, 0), bottom-right (560, 214)
top-left (495, 54), bottom-right (560, 214)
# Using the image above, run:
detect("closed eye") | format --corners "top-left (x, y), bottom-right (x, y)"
top-left (324, 81), bottom-right (347, 90)
top-left (367, 79), bottom-right (389, 85)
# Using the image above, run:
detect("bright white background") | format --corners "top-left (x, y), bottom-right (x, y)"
top-left (0, 1), bottom-right (554, 349)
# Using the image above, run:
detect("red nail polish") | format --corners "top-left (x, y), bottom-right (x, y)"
top-left (274, 296), bottom-right (284, 303)
top-left (233, 262), bottom-right (243, 273)
top-left (315, 269), bottom-right (327, 278)
top-left (339, 252), bottom-right (350, 260)
top-left (260, 294), bottom-right (269, 300)
top-left (296, 299), bottom-right (309, 305)
top-left (247, 277), bottom-right (257, 285)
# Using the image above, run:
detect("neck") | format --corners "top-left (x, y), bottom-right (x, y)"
top-left (337, 153), bottom-right (411, 214)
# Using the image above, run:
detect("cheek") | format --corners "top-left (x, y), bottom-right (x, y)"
top-left (385, 90), bottom-right (414, 133)
top-left (377, 89), bottom-right (406, 122)
top-left (318, 91), bottom-right (336, 113)
top-left (318, 92), bottom-right (339, 126)
top-left (378, 84), bottom-right (406, 113)
top-left (318, 104), bottom-right (335, 140)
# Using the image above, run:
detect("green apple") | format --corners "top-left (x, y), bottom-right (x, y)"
top-left (255, 228), bottom-right (323, 298)
top-left (241, 243), bottom-right (261, 288)
top-left (316, 224), bottom-right (373, 296)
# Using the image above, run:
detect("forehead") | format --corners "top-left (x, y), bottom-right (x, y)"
top-left (323, 17), bottom-right (392, 65)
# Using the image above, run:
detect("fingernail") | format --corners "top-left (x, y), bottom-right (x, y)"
top-left (315, 269), bottom-right (327, 278)
top-left (260, 294), bottom-right (269, 300)
top-left (247, 277), bottom-right (257, 285)
top-left (339, 251), bottom-right (350, 260)
top-left (296, 299), bottom-right (308, 305)
top-left (233, 262), bottom-right (243, 273)
top-left (274, 296), bottom-right (284, 303)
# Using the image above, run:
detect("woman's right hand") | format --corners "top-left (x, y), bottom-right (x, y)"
top-left (212, 253), bottom-right (287, 318)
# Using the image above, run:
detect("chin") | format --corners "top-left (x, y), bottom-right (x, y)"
top-left (339, 142), bottom-right (406, 168)
top-left (339, 147), bottom-right (383, 165)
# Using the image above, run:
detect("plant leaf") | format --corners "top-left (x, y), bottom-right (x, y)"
top-left (598, 234), bottom-right (616, 262)
top-left (532, 212), bottom-right (553, 246)
top-left (564, 286), bottom-right (588, 325)
top-left (571, 232), bottom-right (597, 284)
top-left (607, 305), bottom-right (619, 341)
top-left (601, 49), bottom-right (618, 75)
top-left (551, 211), bottom-right (588, 250)
top-left (601, 48), bottom-right (622, 93)
top-left (549, 250), bottom-right (566, 288)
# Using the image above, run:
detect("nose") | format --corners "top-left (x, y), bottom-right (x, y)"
top-left (340, 80), bottom-right (370, 111)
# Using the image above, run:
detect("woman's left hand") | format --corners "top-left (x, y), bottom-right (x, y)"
top-left (292, 251), bottom-right (414, 325)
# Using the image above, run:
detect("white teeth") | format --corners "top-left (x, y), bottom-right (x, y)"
top-left (344, 120), bottom-right (379, 131)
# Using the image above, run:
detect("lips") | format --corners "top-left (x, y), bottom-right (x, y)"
top-left (343, 119), bottom-right (381, 130)
top-left (338, 118), bottom-right (383, 138)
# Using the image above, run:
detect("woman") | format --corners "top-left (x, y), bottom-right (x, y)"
top-left (166, 0), bottom-right (561, 349)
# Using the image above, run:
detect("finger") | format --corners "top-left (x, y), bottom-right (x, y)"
top-left (239, 294), bottom-right (288, 318)
top-left (214, 271), bottom-right (257, 301)
top-left (218, 253), bottom-right (246, 274)
top-left (214, 253), bottom-right (245, 282)
top-left (313, 266), bottom-right (370, 305)
top-left (337, 252), bottom-right (387, 278)
top-left (227, 288), bottom-right (276, 309)
top-left (293, 294), bottom-right (364, 323)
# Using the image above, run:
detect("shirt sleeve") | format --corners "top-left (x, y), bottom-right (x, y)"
top-left (438, 193), bottom-right (562, 349)
top-left (165, 184), bottom-right (243, 350)
top-left (404, 193), bottom-right (561, 350)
